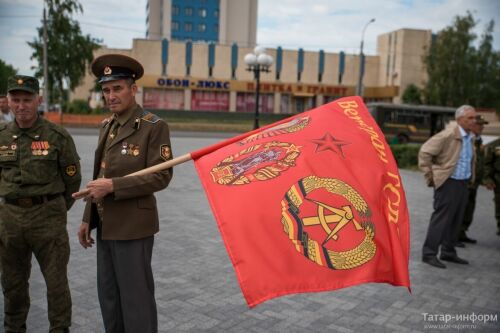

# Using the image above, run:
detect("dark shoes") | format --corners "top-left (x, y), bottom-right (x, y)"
top-left (459, 234), bottom-right (477, 244)
top-left (422, 257), bottom-right (446, 269)
top-left (497, 229), bottom-right (500, 236)
top-left (440, 254), bottom-right (469, 265)
top-left (455, 242), bottom-right (466, 248)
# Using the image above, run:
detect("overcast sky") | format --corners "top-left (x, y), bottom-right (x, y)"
top-left (1, 0), bottom-right (499, 75)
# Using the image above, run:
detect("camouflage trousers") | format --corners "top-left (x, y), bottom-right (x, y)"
top-left (495, 186), bottom-right (500, 230)
top-left (0, 195), bottom-right (71, 333)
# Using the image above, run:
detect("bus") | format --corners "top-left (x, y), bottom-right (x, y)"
top-left (367, 102), bottom-right (456, 143)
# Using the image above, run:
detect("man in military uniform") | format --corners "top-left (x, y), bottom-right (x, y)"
top-left (0, 75), bottom-right (81, 332)
top-left (483, 127), bottom-right (500, 236)
top-left (0, 93), bottom-right (14, 123)
top-left (75, 54), bottom-right (173, 332)
top-left (460, 115), bottom-right (489, 243)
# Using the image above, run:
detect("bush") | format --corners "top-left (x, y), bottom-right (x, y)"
top-left (390, 144), bottom-right (421, 169)
top-left (67, 99), bottom-right (92, 114)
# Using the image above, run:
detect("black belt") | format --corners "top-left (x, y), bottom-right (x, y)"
top-left (4, 194), bottom-right (61, 208)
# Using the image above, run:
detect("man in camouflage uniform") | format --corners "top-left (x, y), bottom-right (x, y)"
top-left (0, 75), bottom-right (81, 332)
top-left (484, 131), bottom-right (500, 236)
top-left (460, 115), bottom-right (489, 243)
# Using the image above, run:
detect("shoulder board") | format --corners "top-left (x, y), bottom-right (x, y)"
top-left (101, 116), bottom-right (113, 127)
top-left (140, 111), bottom-right (161, 123)
top-left (45, 119), bottom-right (71, 138)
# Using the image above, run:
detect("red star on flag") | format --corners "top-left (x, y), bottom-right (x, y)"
top-left (311, 133), bottom-right (350, 158)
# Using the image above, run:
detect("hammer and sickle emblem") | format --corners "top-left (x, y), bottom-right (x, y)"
top-left (302, 199), bottom-right (363, 245)
top-left (281, 176), bottom-right (376, 270)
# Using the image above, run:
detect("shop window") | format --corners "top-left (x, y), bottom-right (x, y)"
top-left (143, 89), bottom-right (185, 110)
top-left (191, 91), bottom-right (230, 111)
top-left (236, 93), bottom-right (274, 113)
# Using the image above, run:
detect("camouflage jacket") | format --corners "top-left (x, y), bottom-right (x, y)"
top-left (483, 138), bottom-right (500, 185)
top-left (0, 116), bottom-right (81, 209)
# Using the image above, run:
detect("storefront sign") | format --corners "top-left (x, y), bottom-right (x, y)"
top-left (140, 75), bottom-right (388, 98)
top-left (244, 82), bottom-right (350, 96)
top-left (156, 77), bottom-right (230, 90)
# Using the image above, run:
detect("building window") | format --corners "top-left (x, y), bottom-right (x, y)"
top-left (185, 7), bottom-right (193, 16)
top-left (214, 9), bottom-right (219, 18)
top-left (185, 22), bottom-right (193, 32)
top-left (172, 5), bottom-right (179, 15)
top-left (214, 24), bottom-right (218, 33)
top-left (198, 23), bottom-right (206, 32)
top-left (199, 8), bottom-right (207, 17)
top-left (172, 21), bottom-right (179, 31)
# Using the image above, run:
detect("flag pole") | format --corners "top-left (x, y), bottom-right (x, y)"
top-left (72, 114), bottom-right (296, 200)
top-left (72, 153), bottom-right (193, 199)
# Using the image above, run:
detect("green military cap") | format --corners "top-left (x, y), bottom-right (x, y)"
top-left (7, 75), bottom-right (40, 94)
top-left (475, 115), bottom-right (489, 125)
top-left (91, 54), bottom-right (144, 84)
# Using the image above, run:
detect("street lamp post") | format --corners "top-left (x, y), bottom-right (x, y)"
top-left (356, 18), bottom-right (375, 97)
top-left (245, 46), bottom-right (273, 129)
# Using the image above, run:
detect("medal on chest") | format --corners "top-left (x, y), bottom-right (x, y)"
top-left (121, 141), bottom-right (128, 155)
top-left (120, 141), bottom-right (140, 156)
top-left (31, 141), bottom-right (50, 156)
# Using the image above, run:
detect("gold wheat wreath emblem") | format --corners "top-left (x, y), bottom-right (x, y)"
top-left (281, 175), bottom-right (376, 270)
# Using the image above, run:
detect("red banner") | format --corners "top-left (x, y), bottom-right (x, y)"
top-left (193, 96), bottom-right (410, 307)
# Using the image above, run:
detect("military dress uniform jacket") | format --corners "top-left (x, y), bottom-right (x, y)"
top-left (82, 105), bottom-right (173, 240)
top-left (0, 117), bottom-right (81, 209)
top-left (418, 125), bottom-right (476, 189)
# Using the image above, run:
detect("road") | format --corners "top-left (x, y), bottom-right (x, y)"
top-left (1, 130), bottom-right (499, 332)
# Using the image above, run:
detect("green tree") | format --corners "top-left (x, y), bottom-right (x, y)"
top-left (28, 0), bottom-right (100, 107)
top-left (472, 21), bottom-right (500, 111)
top-left (402, 84), bottom-right (422, 104)
top-left (424, 12), bottom-right (500, 110)
top-left (0, 59), bottom-right (17, 94)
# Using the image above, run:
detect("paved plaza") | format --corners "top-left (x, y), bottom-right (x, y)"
top-left (1, 129), bottom-right (500, 332)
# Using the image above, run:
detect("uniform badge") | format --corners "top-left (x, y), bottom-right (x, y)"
top-left (11, 143), bottom-right (17, 150)
top-left (104, 66), bottom-right (112, 75)
top-left (160, 144), bottom-right (171, 160)
top-left (0, 144), bottom-right (15, 157)
top-left (66, 165), bottom-right (77, 177)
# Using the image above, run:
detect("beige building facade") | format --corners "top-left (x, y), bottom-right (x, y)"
top-left (73, 28), bottom-right (432, 114)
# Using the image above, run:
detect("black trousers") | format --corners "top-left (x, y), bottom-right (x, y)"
top-left (97, 229), bottom-right (157, 333)
top-left (461, 184), bottom-right (478, 233)
top-left (422, 178), bottom-right (469, 259)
